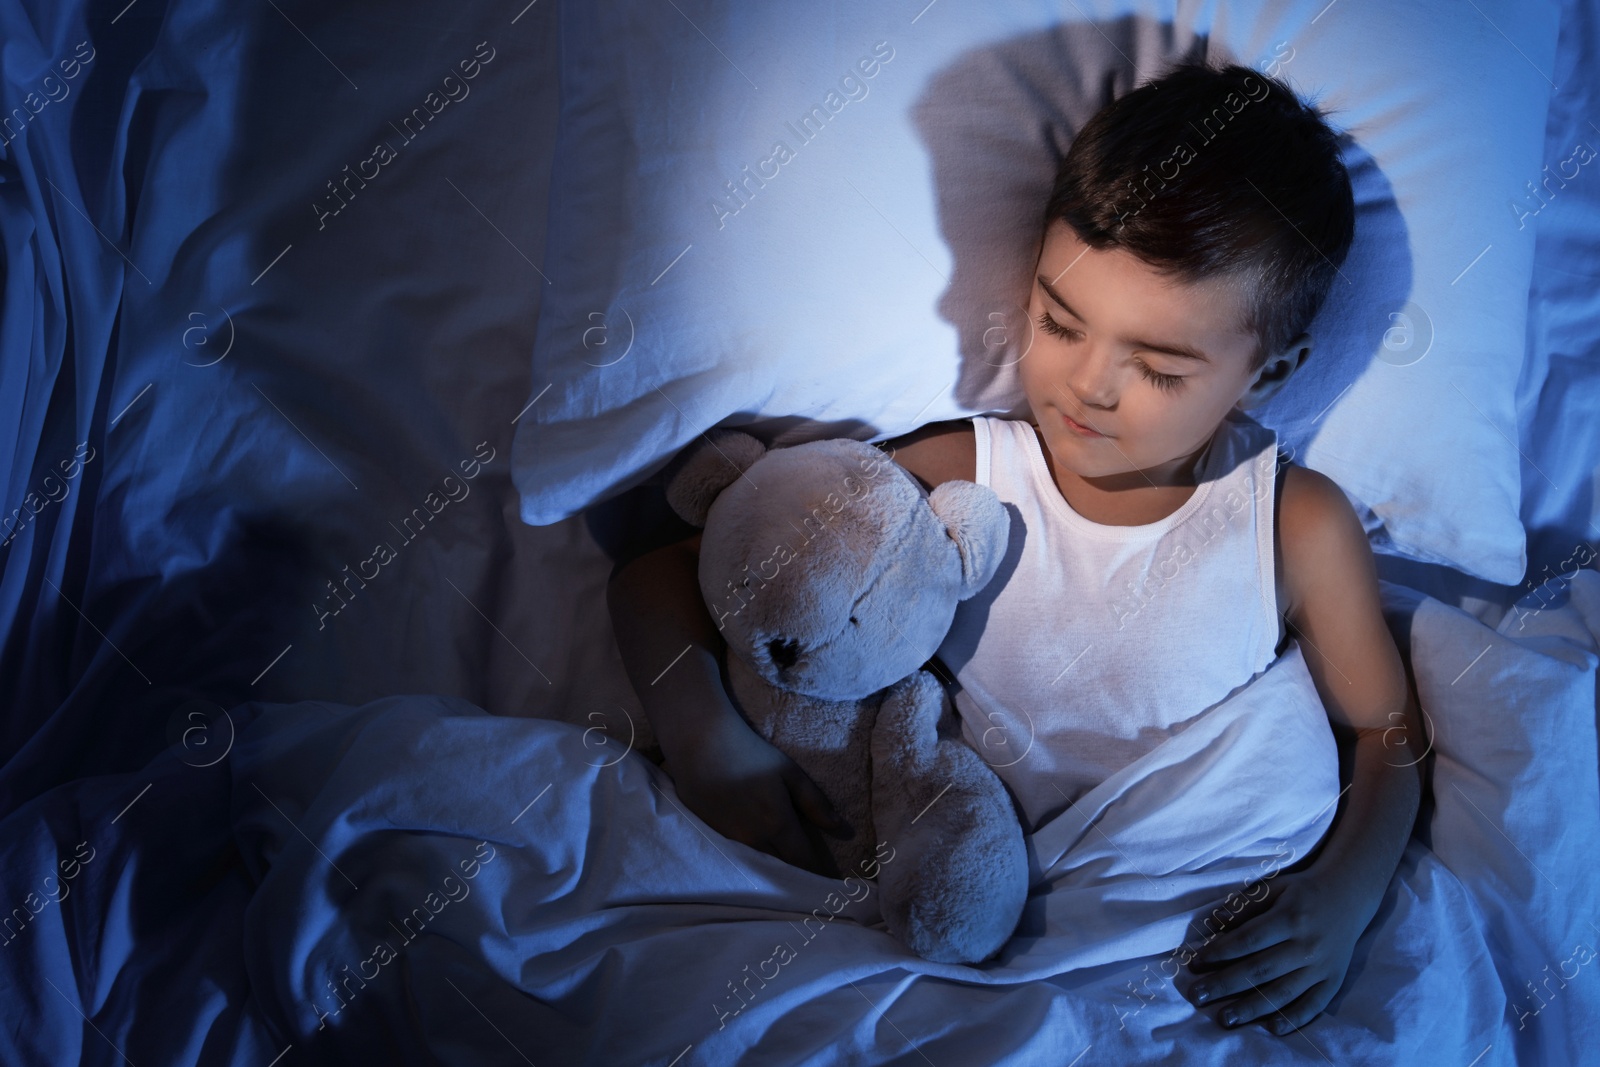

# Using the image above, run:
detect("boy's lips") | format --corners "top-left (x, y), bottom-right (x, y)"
top-left (1057, 407), bottom-right (1110, 438)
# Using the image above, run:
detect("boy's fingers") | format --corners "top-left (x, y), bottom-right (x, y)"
top-left (1269, 980), bottom-right (1335, 1034)
top-left (1189, 909), bottom-right (1294, 970)
top-left (762, 819), bottom-right (817, 872)
top-left (785, 768), bottom-right (854, 838)
top-left (1190, 883), bottom-right (1275, 938)
top-left (1212, 968), bottom-right (1314, 1029)
top-left (1190, 943), bottom-right (1302, 1005)
top-left (764, 808), bottom-right (841, 878)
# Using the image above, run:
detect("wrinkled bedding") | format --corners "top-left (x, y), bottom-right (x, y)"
top-left (5, 585), bottom-right (1598, 1064)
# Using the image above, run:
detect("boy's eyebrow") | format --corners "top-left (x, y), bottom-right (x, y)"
top-left (1036, 275), bottom-right (1213, 364)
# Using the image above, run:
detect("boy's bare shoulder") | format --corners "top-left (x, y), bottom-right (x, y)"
top-left (1278, 464), bottom-right (1363, 546)
top-left (1275, 462), bottom-right (1373, 621)
top-left (876, 419), bottom-right (976, 491)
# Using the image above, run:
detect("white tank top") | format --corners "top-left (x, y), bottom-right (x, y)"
top-left (935, 411), bottom-right (1288, 833)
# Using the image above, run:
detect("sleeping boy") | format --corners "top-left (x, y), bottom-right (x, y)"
top-left (608, 59), bottom-right (1424, 1037)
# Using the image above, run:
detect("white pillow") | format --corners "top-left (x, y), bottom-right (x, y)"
top-left (513, 0), bottom-right (1562, 584)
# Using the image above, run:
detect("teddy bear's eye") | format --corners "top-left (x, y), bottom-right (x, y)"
top-left (849, 616), bottom-right (859, 625)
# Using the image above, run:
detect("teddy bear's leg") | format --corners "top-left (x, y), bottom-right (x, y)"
top-left (870, 671), bottom-right (1029, 964)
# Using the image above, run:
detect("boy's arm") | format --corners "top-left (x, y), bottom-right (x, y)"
top-left (1183, 465), bottom-right (1424, 1034)
top-left (607, 533), bottom-right (851, 876)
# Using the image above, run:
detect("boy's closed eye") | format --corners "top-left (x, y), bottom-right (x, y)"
top-left (1034, 310), bottom-right (1189, 392)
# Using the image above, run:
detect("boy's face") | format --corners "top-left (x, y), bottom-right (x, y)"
top-left (1020, 219), bottom-right (1263, 487)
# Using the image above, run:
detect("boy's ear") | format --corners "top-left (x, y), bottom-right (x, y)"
top-left (1236, 332), bottom-right (1312, 410)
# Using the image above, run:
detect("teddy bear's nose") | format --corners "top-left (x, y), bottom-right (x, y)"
top-left (766, 636), bottom-right (800, 671)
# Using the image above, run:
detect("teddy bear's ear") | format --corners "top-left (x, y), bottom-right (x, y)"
top-left (661, 428), bottom-right (769, 527)
top-left (927, 481), bottom-right (1010, 599)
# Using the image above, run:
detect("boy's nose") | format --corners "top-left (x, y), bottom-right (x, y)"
top-left (1064, 345), bottom-right (1118, 410)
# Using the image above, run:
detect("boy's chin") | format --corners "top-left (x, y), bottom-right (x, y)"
top-left (1041, 435), bottom-right (1117, 477)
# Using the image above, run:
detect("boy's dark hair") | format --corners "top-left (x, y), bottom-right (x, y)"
top-left (1045, 60), bottom-right (1355, 373)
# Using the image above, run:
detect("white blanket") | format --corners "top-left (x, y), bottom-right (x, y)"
top-left (7, 575), bottom-right (1592, 1064)
top-left (226, 635), bottom-right (1532, 1065)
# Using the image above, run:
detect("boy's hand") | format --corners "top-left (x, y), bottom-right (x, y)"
top-left (667, 709), bottom-right (853, 879)
top-left (1182, 862), bottom-right (1383, 1035)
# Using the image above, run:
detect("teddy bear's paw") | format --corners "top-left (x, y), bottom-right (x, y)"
top-left (873, 770), bottom-right (1030, 965)
top-left (879, 825), bottom-right (1028, 964)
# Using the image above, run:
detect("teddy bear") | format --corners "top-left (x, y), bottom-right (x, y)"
top-left (660, 427), bottom-right (1029, 965)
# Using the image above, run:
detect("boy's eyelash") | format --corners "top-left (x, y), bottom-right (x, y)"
top-left (1035, 310), bottom-right (1076, 340)
top-left (1137, 362), bottom-right (1186, 392)
top-left (1034, 311), bottom-right (1187, 392)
